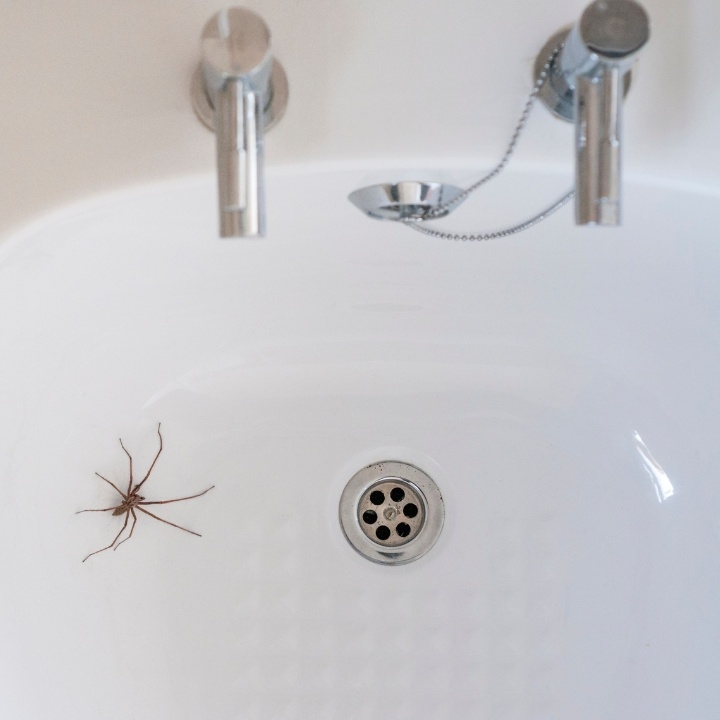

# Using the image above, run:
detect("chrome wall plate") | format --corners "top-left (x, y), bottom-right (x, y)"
top-left (533, 27), bottom-right (632, 123)
top-left (191, 59), bottom-right (289, 133)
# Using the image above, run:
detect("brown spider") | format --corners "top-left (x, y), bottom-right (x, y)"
top-left (77, 423), bottom-right (214, 562)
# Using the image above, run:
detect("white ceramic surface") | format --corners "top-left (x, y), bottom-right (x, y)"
top-left (0, 166), bottom-right (718, 719)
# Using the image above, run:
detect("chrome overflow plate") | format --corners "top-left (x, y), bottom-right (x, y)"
top-left (348, 181), bottom-right (466, 221)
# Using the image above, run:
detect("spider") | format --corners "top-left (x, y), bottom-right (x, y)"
top-left (77, 423), bottom-right (214, 562)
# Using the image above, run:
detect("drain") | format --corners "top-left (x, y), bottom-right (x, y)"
top-left (339, 461), bottom-right (444, 565)
top-left (358, 478), bottom-right (425, 547)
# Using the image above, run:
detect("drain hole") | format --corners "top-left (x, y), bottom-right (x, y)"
top-left (390, 487), bottom-right (405, 502)
top-left (396, 522), bottom-right (411, 537)
top-left (370, 490), bottom-right (385, 505)
top-left (403, 503), bottom-right (419, 518)
top-left (375, 526), bottom-right (391, 541)
top-left (362, 510), bottom-right (378, 525)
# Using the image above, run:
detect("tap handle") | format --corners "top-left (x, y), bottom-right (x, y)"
top-left (192, 6), bottom-right (288, 133)
top-left (579, 0), bottom-right (650, 62)
top-left (201, 8), bottom-right (273, 95)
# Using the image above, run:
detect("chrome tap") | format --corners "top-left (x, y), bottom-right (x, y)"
top-left (192, 7), bottom-right (288, 237)
top-left (535, 0), bottom-right (649, 225)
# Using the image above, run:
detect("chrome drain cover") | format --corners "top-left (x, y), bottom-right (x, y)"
top-left (357, 478), bottom-right (426, 547)
top-left (340, 461), bottom-right (444, 565)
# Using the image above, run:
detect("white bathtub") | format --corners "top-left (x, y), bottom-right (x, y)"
top-left (0, 165), bottom-right (718, 718)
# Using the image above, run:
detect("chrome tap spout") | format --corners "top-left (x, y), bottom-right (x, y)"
top-left (536, 0), bottom-right (649, 226)
top-left (192, 7), bottom-right (288, 238)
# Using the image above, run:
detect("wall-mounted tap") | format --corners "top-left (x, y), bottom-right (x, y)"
top-left (535, 0), bottom-right (649, 225)
top-left (192, 7), bottom-right (288, 238)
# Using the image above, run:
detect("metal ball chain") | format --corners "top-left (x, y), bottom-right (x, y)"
top-left (404, 45), bottom-right (575, 241)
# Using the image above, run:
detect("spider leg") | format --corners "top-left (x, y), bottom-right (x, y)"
top-left (81, 510), bottom-right (131, 563)
top-left (119, 438), bottom-right (133, 495)
top-left (94, 472), bottom-right (126, 498)
top-left (137, 506), bottom-right (201, 537)
top-left (76, 506), bottom-right (120, 514)
top-left (139, 485), bottom-right (215, 506)
top-left (113, 508), bottom-right (138, 551)
top-left (134, 423), bottom-right (163, 493)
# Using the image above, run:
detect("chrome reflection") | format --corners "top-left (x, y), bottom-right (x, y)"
top-left (634, 431), bottom-right (675, 502)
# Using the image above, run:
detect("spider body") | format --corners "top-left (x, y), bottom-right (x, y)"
top-left (112, 494), bottom-right (144, 515)
top-left (77, 423), bottom-right (214, 562)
